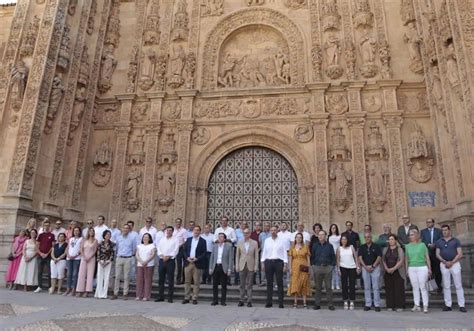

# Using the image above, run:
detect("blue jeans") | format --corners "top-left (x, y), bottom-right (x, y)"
top-left (66, 259), bottom-right (80, 289)
top-left (331, 266), bottom-right (340, 288)
top-left (362, 266), bottom-right (381, 307)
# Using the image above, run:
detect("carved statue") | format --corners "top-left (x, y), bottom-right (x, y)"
top-left (406, 123), bottom-right (434, 182)
top-left (445, 43), bottom-right (462, 100)
top-left (87, 0), bottom-right (97, 35)
top-left (369, 161), bottom-right (388, 212)
top-left (431, 65), bottom-right (443, 110)
top-left (78, 46), bottom-right (90, 86)
top-left (158, 163), bottom-right (176, 206)
top-left (159, 132), bottom-right (178, 164)
top-left (218, 53), bottom-right (245, 88)
top-left (273, 50), bottom-right (290, 85)
top-left (70, 86), bottom-right (87, 134)
top-left (330, 162), bottom-right (352, 212)
top-left (407, 123), bottom-right (429, 159)
top-left (92, 141), bottom-right (113, 187)
top-left (168, 45), bottom-right (186, 88)
top-left (10, 60), bottom-right (29, 111)
top-left (247, 0), bottom-right (264, 5)
top-left (57, 25), bottom-right (71, 71)
top-left (125, 167), bottom-right (142, 212)
top-left (98, 44), bottom-right (117, 93)
top-left (138, 48), bottom-right (156, 91)
top-left (171, 0), bottom-right (189, 41)
top-left (143, 0), bottom-right (161, 45)
top-left (202, 0), bottom-right (224, 16)
top-left (403, 22), bottom-right (424, 74)
top-left (359, 33), bottom-right (378, 78)
top-left (129, 132), bottom-right (146, 165)
top-left (44, 76), bottom-right (65, 134)
top-left (366, 122), bottom-right (385, 159)
top-left (324, 34), bottom-right (343, 79)
top-left (328, 126), bottom-right (350, 161)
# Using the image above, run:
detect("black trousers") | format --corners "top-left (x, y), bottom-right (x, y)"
top-left (429, 250), bottom-right (442, 288)
top-left (176, 247), bottom-right (185, 283)
top-left (202, 252), bottom-right (211, 283)
top-left (212, 264), bottom-right (228, 304)
top-left (265, 259), bottom-right (284, 306)
top-left (37, 256), bottom-right (51, 289)
top-left (340, 267), bottom-right (357, 301)
top-left (384, 270), bottom-right (405, 309)
top-left (158, 258), bottom-right (175, 300)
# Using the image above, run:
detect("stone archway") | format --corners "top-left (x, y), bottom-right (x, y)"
top-left (206, 146), bottom-right (299, 231)
top-left (201, 7), bottom-right (306, 89)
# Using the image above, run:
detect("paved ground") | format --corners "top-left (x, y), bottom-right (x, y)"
top-left (0, 289), bottom-right (472, 330)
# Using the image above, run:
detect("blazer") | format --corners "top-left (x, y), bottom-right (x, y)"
top-left (397, 224), bottom-right (418, 246)
top-left (235, 239), bottom-right (259, 272)
top-left (420, 227), bottom-right (442, 249)
top-left (183, 236), bottom-right (207, 269)
top-left (209, 242), bottom-right (234, 274)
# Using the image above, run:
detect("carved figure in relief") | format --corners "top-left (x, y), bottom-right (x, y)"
top-left (369, 161), bottom-right (388, 212)
top-left (171, 0), bottom-right (189, 41)
top-left (328, 126), bottom-right (350, 160)
top-left (98, 45), bottom-right (117, 93)
top-left (330, 162), bottom-right (352, 212)
top-left (407, 123), bottom-right (429, 159)
top-left (191, 127), bottom-right (210, 145)
top-left (353, 0), bottom-right (373, 28)
top-left (44, 76), bottom-right (65, 134)
top-left (403, 22), bottom-right (424, 74)
top-left (359, 33), bottom-right (378, 78)
top-left (78, 46), bottom-right (90, 86)
top-left (160, 132), bottom-right (178, 164)
top-left (163, 103), bottom-right (181, 120)
top-left (431, 65), bottom-right (444, 111)
top-left (143, 0), bottom-right (161, 46)
top-left (284, 0), bottom-right (307, 9)
top-left (406, 123), bottom-right (434, 183)
top-left (168, 45), bottom-right (186, 88)
top-left (125, 167), bottom-right (142, 212)
top-left (400, 0), bottom-right (416, 25)
top-left (202, 0), bottom-right (224, 16)
top-left (58, 25), bottom-right (71, 71)
top-left (129, 133), bottom-right (146, 165)
top-left (294, 124), bottom-right (313, 143)
top-left (87, 0), bottom-right (97, 35)
top-left (184, 52), bottom-right (196, 89)
top-left (366, 122), bottom-right (385, 159)
top-left (92, 141), bottom-right (113, 187)
top-left (445, 43), bottom-right (462, 100)
top-left (138, 48), bottom-right (156, 91)
top-left (19, 15), bottom-right (40, 58)
top-left (324, 34), bottom-right (343, 79)
top-left (247, 0), bottom-right (264, 5)
top-left (10, 60), bottom-right (29, 111)
top-left (68, 0), bottom-right (78, 15)
top-left (311, 45), bottom-right (323, 81)
top-left (241, 99), bottom-right (260, 118)
top-left (325, 94), bottom-right (348, 115)
top-left (363, 94), bottom-right (382, 113)
top-left (70, 86), bottom-right (87, 134)
top-left (132, 103), bottom-right (148, 122)
top-left (157, 163), bottom-right (176, 207)
top-left (218, 53), bottom-right (245, 88)
top-left (321, 0), bottom-right (340, 31)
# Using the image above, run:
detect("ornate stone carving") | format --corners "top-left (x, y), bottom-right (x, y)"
top-left (344, 39), bottom-right (356, 80)
top-left (129, 132), bottom-right (146, 165)
top-left (363, 94), bottom-right (382, 113)
top-left (44, 75), bottom-right (65, 134)
top-left (125, 166), bottom-right (142, 212)
top-left (98, 44), bottom-right (117, 93)
top-left (321, 0), bottom-right (341, 32)
top-left (311, 44), bottom-right (323, 81)
top-left (157, 163), bottom-right (176, 209)
top-left (171, 0), bottom-right (189, 42)
top-left (126, 45), bottom-right (139, 93)
top-left (353, 0), bottom-right (373, 29)
top-left (400, 0), bottom-right (416, 26)
top-left (9, 60), bottom-right (29, 112)
top-left (19, 15), bottom-right (40, 58)
top-left (155, 54), bottom-right (168, 91)
top-left (324, 34), bottom-right (343, 79)
top-left (378, 39), bottom-right (392, 79)
top-left (132, 103), bottom-right (148, 122)
top-left (68, 0), bottom-right (78, 15)
top-left (168, 45), bottom-right (186, 88)
top-left (241, 99), bottom-right (260, 118)
top-left (195, 101), bottom-right (238, 118)
top-left (294, 124), bottom-right (313, 143)
top-left (430, 64), bottom-right (444, 113)
top-left (365, 121), bottom-right (386, 159)
top-left (78, 46), bottom-right (90, 86)
top-left (91, 140), bottom-right (113, 187)
top-left (138, 48), bottom-right (156, 91)
top-left (163, 103), bottom-right (181, 120)
top-left (329, 162), bottom-right (352, 212)
top-left (445, 43), bottom-right (463, 100)
top-left (263, 98), bottom-right (299, 116)
top-left (184, 51), bottom-right (196, 89)
top-left (191, 127), bottom-right (211, 145)
top-left (368, 160), bottom-right (388, 212)
top-left (359, 33), bottom-right (378, 78)
top-left (101, 104), bottom-right (120, 124)
top-left (406, 123), bottom-right (434, 183)
top-left (159, 131), bottom-right (178, 164)
top-left (284, 0), bottom-right (307, 9)
top-left (328, 126), bottom-right (350, 160)
top-left (143, 0), bottom-right (161, 46)
top-left (247, 0), bottom-right (264, 5)
top-left (57, 25), bottom-right (71, 71)
top-left (105, 0), bottom-right (121, 48)
top-left (67, 85), bottom-right (87, 144)
top-left (87, 0), bottom-right (97, 35)
top-left (403, 22), bottom-right (424, 74)
top-left (201, 0), bottom-right (224, 16)
top-left (325, 93), bottom-right (348, 115)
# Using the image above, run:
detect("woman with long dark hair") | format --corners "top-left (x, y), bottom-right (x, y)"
top-left (5, 229), bottom-right (28, 290)
top-left (383, 234), bottom-right (406, 311)
top-left (336, 234), bottom-right (360, 310)
top-left (136, 233), bottom-right (156, 301)
top-left (328, 224), bottom-right (341, 290)
top-left (95, 230), bottom-right (115, 299)
top-left (64, 226), bottom-right (82, 296)
top-left (287, 232), bottom-right (311, 308)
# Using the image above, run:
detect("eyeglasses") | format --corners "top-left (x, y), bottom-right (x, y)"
top-left (87, 222), bottom-right (93, 225)
top-left (146, 220), bottom-right (152, 223)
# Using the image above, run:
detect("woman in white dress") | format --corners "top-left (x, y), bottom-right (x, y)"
top-left (15, 229), bottom-right (39, 291)
top-left (328, 224), bottom-right (341, 290)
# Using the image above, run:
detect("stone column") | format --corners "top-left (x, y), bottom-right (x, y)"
top-left (173, 122), bottom-right (193, 221)
top-left (108, 94), bottom-right (134, 221)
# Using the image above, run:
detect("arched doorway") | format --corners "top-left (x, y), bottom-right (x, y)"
top-left (206, 146), bottom-right (299, 231)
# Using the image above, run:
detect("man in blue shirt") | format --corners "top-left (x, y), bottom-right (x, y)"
top-left (111, 224), bottom-right (137, 300)
top-left (311, 230), bottom-right (336, 310)
top-left (421, 218), bottom-right (442, 292)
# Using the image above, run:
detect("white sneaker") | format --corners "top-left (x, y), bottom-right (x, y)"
top-left (34, 287), bottom-right (42, 293)
top-left (423, 306), bottom-right (428, 313)
top-left (336, 286), bottom-right (340, 290)
top-left (344, 301), bottom-right (349, 310)
top-left (411, 305), bottom-right (421, 312)
top-left (349, 301), bottom-right (355, 310)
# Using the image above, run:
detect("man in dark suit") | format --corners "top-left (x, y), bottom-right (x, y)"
top-left (182, 225), bottom-right (207, 304)
top-left (397, 214), bottom-right (418, 247)
top-left (421, 218), bottom-right (442, 291)
top-left (209, 233), bottom-right (234, 306)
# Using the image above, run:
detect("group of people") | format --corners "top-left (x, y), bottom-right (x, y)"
top-left (4, 215), bottom-right (467, 313)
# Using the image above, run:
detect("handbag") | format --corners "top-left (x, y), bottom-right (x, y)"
top-left (427, 277), bottom-right (438, 292)
top-left (299, 265), bottom-right (309, 273)
top-left (7, 253), bottom-right (14, 261)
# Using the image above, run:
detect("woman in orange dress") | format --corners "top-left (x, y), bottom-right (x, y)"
top-left (288, 232), bottom-right (311, 308)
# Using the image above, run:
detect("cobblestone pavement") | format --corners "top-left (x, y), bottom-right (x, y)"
top-left (1, 289), bottom-right (472, 331)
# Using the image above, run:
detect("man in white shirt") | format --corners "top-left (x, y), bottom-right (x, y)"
top-left (261, 226), bottom-right (288, 308)
top-left (155, 226), bottom-right (179, 303)
top-left (52, 220), bottom-right (67, 241)
top-left (82, 219), bottom-right (94, 238)
top-left (139, 217), bottom-right (158, 243)
top-left (153, 221), bottom-right (166, 280)
top-left (94, 215), bottom-right (109, 243)
top-left (109, 219), bottom-right (121, 243)
top-left (200, 223), bottom-right (214, 284)
top-left (214, 217), bottom-right (237, 244)
top-left (173, 218), bottom-right (188, 284)
top-left (278, 222), bottom-right (293, 286)
top-left (291, 222), bottom-right (311, 244)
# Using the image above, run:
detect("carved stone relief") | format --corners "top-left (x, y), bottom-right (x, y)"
top-left (157, 162), bottom-right (176, 209)
top-left (324, 33), bottom-right (343, 79)
top-left (138, 48), bottom-right (156, 91)
top-left (358, 32), bottom-right (378, 78)
top-left (191, 127), bottom-right (211, 145)
top-left (201, 0), bottom-right (224, 16)
top-left (125, 166), bottom-right (142, 212)
top-left (19, 15), bottom-right (40, 58)
top-left (403, 22), bottom-right (424, 74)
top-left (171, 0), bottom-right (189, 42)
top-left (353, 0), bottom-right (373, 29)
top-left (363, 94), bottom-right (382, 113)
top-left (168, 45), bottom-right (186, 88)
top-left (321, 0), bottom-right (341, 32)
top-left (67, 85), bottom-right (87, 145)
top-left (126, 45), bottom-right (139, 93)
top-left (163, 102), bottom-right (181, 120)
top-left (397, 91), bottom-right (430, 113)
top-left (9, 60), bottom-right (29, 112)
top-left (328, 126), bottom-right (351, 161)
top-left (91, 140), bottom-right (113, 187)
top-left (325, 93), bottom-right (348, 115)
top-left (184, 51), bottom-right (196, 89)
top-left (247, 0), bottom-right (264, 6)
top-left (329, 161), bottom-right (352, 212)
top-left (132, 103), bottom-right (148, 122)
top-left (241, 99), bottom-right (260, 118)
top-left (87, 0), bottom-right (97, 35)
top-left (100, 104), bottom-right (120, 125)
top-left (68, 0), bottom-right (78, 16)
top-left (44, 75), bottom-right (65, 134)
top-left (159, 131), bottom-right (178, 164)
top-left (445, 42), bottom-right (463, 100)
top-left (143, 0), bottom-right (161, 46)
top-left (368, 160), bottom-right (388, 212)
top-left (98, 44), bottom-right (118, 93)
top-left (284, 0), bottom-right (307, 9)
top-left (57, 25), bottom-right (71, 71)
top-left (406, 123), bottom-right (434, 183)
top-left (294, 124), bottom-right (313, 143)
top-left (78, 46), bottom-right (90, 86)
top-left (129, 131), bottom-right (146, 165)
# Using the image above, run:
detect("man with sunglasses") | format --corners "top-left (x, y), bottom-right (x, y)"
top-left (435, 225), bottom-right (467, 313)
top-left (82, 219), bottom-right (94, 238)
top-left (52, 219), bottom-right (67, 241)
top-left (139, 217), bottom-right (158, 243)
top-left (94, 215), bottom-right (109, 243)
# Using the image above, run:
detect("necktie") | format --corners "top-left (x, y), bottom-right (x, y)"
top-left (430, 229), bottom-right (433, 244)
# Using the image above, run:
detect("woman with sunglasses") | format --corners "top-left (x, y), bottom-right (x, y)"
top-left (64, 226), bottom-right (82, 296)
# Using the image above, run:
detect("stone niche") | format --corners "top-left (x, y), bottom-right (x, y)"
top-left (217, 24), bottom-right (291, 88)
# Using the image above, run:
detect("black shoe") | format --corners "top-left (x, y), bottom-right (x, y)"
top-left (313, 305), bottom-right (321, 310)
top-left (247, 302), bottom-right (253, 308)
top-left (221, 302), bottom-right (227, 306)
top-left (279, 304), bottom-right (284, 309)
top-left (154, 298), bottom-right (164, 302)
top-left (364, 306), bottom-right (371, 311)
top-left (375, 307), bottom-right (381, 312)
top-left (182, 299), bottom-right (190, 304)
top-left (437, 288), bottom-right (443, 294)
top-left (442, 305), bottom-right (452, 312)
top-left (238, 301), bottom-right (244, 307)
top-left (460, 307), bottom-right (467, 313)
top-left (265, 303), bottom-right (272, 308)
top-left (329, 305), bottom-right (335, 311)
top-left (192, 300), bottom-right (197, 305)
top-left (211, 301), bottom-right (218, 306)
top-left (167, 299), bottom-right (173, 303)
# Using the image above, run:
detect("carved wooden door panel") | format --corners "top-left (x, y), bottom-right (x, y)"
top-left (207, 147), bottom-right (298, 231)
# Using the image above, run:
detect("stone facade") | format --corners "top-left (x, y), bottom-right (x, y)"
top-left (0, 0), bottom-right (473, 286)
